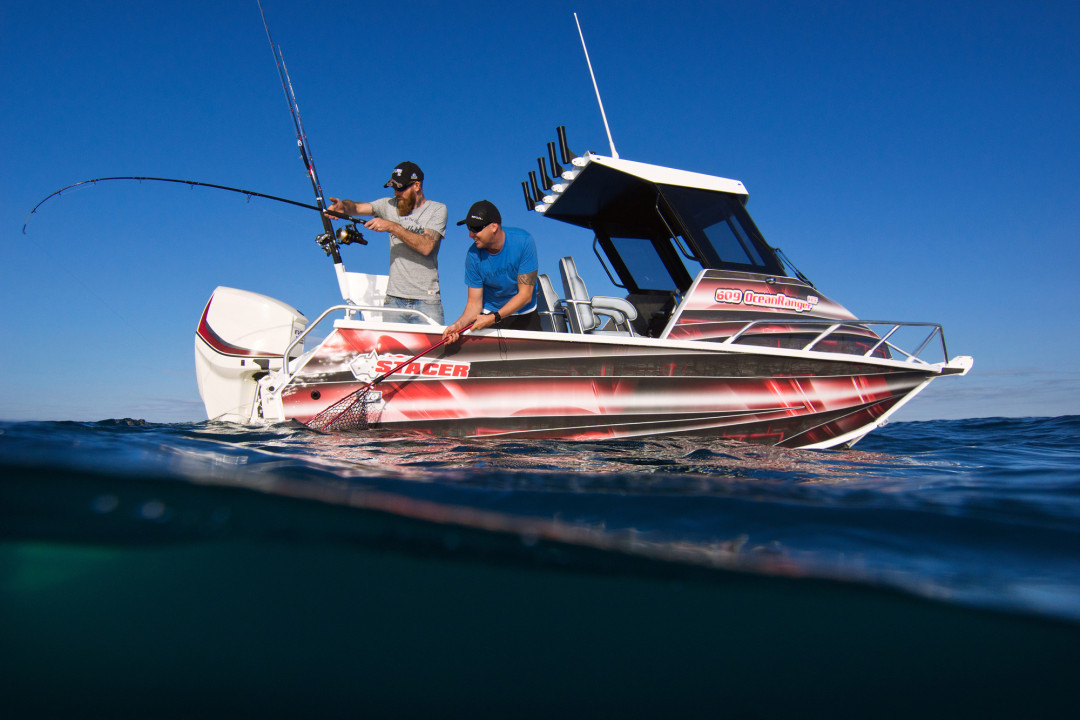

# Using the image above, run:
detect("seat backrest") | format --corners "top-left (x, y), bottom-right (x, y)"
top-left (590, 296), bottom-right (639, 333)
top-left (558, 256), bottom-right (597, 333)
top-left (537, 274), bottom-right (568, 332)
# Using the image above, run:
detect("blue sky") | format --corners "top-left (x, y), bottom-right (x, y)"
top-left (1, 0), bottom-right (1077, 423)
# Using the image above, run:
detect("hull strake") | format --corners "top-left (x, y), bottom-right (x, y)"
top-left (279, 327), bottom-right (938, 447)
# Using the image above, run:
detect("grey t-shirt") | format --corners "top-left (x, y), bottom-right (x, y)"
top-left (370, 197), bottom-right (447, 299)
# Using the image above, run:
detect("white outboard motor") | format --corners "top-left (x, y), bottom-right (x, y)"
top-left (194, 286), bottom-right (308, 423)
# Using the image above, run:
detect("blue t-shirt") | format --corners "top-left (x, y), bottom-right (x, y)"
top-left (464, 227), bottom-right (538, 315)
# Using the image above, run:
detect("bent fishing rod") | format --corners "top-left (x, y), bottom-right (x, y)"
top-left (24, 4), bottom-right (367, 254)
top-left (21, 176), bottom-right (368, 250)
top-left (25, 7), bottom-right (361, 255)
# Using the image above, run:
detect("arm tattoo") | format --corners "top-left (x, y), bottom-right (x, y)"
top-left (518, 271), bottom-right (538, 286)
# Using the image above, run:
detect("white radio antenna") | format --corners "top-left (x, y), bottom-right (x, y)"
top-left (574, 12), bottom-right (619, 159)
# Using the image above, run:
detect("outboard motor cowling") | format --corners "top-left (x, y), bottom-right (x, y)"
top-left (194, 286), bottom-right (307, 423)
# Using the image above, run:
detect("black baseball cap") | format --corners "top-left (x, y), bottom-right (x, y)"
top-left (456, 200), bottom-right (501, 228)
top-left (385, 161), bottom-right (424, 189)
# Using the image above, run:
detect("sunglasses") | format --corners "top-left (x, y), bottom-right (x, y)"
top-left (467, 223), bottom-right (487, 234)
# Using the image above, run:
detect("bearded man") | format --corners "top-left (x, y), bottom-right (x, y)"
top-left (326, 161), bottom-right (447, 324)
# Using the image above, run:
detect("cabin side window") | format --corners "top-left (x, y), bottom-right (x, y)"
top-left (605, 234), bottom-right (701, 292)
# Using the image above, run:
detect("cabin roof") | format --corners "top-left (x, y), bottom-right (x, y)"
top-left (540, 154), bottom-right (749, 232)
top-left (586, 156), bottom-right (748, 196)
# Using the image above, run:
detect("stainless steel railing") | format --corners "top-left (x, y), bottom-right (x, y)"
top-left (720, 318), bottom-right (949, 364)
top-left (280, 304), bottom-right (440, 373)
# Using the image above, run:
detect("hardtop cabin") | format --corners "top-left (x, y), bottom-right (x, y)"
top-left (534, 153), bottom-right (811, 337)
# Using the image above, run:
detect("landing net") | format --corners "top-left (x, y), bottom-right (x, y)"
top-left (306, 387), bottom-right (378, 433)
top-left (305, 324), bottom-right (468, 433)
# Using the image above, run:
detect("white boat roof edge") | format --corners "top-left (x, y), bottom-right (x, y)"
top-left (587, 154), bottom-right (749, 196)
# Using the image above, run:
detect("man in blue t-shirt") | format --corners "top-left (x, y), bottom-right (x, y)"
top-left (443, 200), bottom-right (540, 342)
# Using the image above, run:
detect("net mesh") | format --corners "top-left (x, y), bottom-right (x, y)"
top-left (306, 387), bottom-right (378, 433)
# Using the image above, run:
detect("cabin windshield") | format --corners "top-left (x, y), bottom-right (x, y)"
top-left (593, 186), bottom-right (786, 293)
top-left (658, 185), bottom-right (784, 276)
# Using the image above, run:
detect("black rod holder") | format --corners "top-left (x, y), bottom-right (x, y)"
top-left (538, 157), bottom-right (554, 190)
top-left (529, 171), bottom-right (544, 203)
top-left (547, 142), bottom-right (565, 178)
top-left (521, 181), bottom-right (536, 211)
top-left (557, 125), bottom-right (577, 163)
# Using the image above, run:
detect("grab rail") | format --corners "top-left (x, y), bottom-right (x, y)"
top-left (281, 304), bottom-right (439, 373)
top-left (717, 319), bottom-right (950, 365)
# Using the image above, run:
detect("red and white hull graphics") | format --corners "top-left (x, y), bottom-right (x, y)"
top-left (282, 326), bottom-right (936, 447)
top-left (665, 271), bottom-right (862, 346)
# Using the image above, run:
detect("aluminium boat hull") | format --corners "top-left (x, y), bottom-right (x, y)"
top-left (274, 322), bottom-right (953, 448)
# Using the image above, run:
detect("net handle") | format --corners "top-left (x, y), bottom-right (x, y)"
top-left (307, 321), bottom-right (475, 431)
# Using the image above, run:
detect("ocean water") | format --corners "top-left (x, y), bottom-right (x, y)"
top-left (2, 416), bottom-right (1078, 718)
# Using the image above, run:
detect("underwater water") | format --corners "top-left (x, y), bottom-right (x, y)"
top-left (2, 416), bottom-right (1079, 718)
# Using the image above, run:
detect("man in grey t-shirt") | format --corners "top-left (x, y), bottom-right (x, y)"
top-left (326, 161), bottom-right (447, 324)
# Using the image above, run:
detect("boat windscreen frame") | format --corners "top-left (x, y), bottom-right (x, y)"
top-left (656, 184), bottom-right (786, 277)
top-left (587, 187), bottom-right (786, 294)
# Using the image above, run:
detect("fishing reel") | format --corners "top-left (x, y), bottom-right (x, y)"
top-left (336, 223), bottom-right (367, 246)
top-left (316, 223), bottom-right (367, 256)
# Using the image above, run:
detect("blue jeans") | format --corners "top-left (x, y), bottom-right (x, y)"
top-left (383, 294), bottom-right (444, 325)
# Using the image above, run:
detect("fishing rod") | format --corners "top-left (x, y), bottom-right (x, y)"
top-left (257, 0), bottom-right (344, 262)
top-left (21, 176), bottom-right (368, 250)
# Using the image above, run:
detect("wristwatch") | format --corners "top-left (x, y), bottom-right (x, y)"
top-left (492, 311), bottom-right (503, 325)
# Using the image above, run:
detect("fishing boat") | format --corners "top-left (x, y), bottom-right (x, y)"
top-left (194, 125), bottom-right (972, 449)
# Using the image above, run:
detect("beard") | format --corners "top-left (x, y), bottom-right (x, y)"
top-left (395, 190), bottom-right (417, 216)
